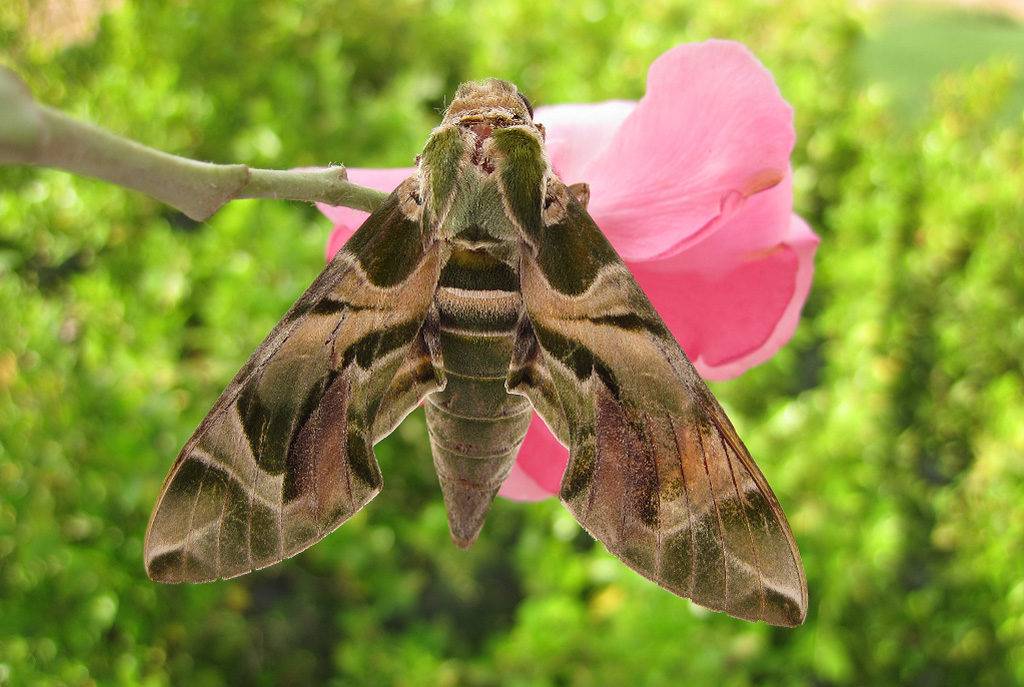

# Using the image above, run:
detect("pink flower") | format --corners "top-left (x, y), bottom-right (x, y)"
top-left (318, 40), bottom-right (819, 502)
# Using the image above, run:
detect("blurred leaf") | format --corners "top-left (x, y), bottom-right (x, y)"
top-left (2, 1), bottom-right (1024, 685)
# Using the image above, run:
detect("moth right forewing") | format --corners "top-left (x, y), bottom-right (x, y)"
top-left (514, 188), bottom-right (808, 626)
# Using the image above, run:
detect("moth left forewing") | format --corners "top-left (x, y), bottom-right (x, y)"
top-left (145, 179), bottom-right (444, 583)
top-left (515, 186), bottom-right (808, 626)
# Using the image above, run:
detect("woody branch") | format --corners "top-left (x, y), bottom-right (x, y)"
top-left (0, 67), bottom-right (388, 221)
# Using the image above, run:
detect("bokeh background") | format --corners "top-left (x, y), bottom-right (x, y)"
top-left (2, 1), bottom-right (1023, 684)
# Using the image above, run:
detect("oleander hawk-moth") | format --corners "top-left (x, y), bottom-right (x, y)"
top-left (144, 79), bottom-right (808, 627)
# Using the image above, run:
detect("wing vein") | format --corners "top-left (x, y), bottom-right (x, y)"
top-left (184, 456), bottom-right (212, 579)
top-left (642, 416), bottom-right (663, 580)
top-left (695, 423), bottom-right (729, 609)
top-left (584, 405), bottom-right (603, 525)
top-left (215, 485), bottom-right (227, 579)
top-left (713, 411), bottom-right (806, 615)
top-left (668, 415), bottom-right (698, 595)
top-left (245, 374), bottom-right (269, 574)
top-left (719, 431), bottom-right (767, 620)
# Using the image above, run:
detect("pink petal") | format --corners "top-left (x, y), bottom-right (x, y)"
top-left (534, 101), bottom-right (635, 179)
top-left (498, 414), bottom-right (568, 501)
top-left (550, 40), bottom-right (795, 262)
top-left (318, 167), bottom-right (414, 260)
top-left (628, 207), bottom-right (819, 381)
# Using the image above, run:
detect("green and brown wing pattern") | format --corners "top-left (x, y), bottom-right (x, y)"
top-left (145, 179), bottom-right (444, 583)
top-left (513, 186), bottom-right (808, 626)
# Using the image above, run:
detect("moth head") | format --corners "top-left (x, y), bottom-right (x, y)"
top-left (443, 78), bottom-right (537, 134)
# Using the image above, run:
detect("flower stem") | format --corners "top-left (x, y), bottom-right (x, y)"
top-left (0, 67), bottom-right (388, 221)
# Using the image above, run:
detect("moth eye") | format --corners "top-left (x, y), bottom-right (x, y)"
top-left (517, 91), bottom-right (534, 119)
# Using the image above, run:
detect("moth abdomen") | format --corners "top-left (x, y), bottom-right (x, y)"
top-left (425, 397), bottom-right (530, 547)
top-left (426, 266), bottom-right (531, 547)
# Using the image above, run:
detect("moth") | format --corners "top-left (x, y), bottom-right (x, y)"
top-left (145, 79), bottom-right (808, 626)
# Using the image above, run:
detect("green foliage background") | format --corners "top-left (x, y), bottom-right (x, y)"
top-left (1, 1), bottom-right (1023, 684)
